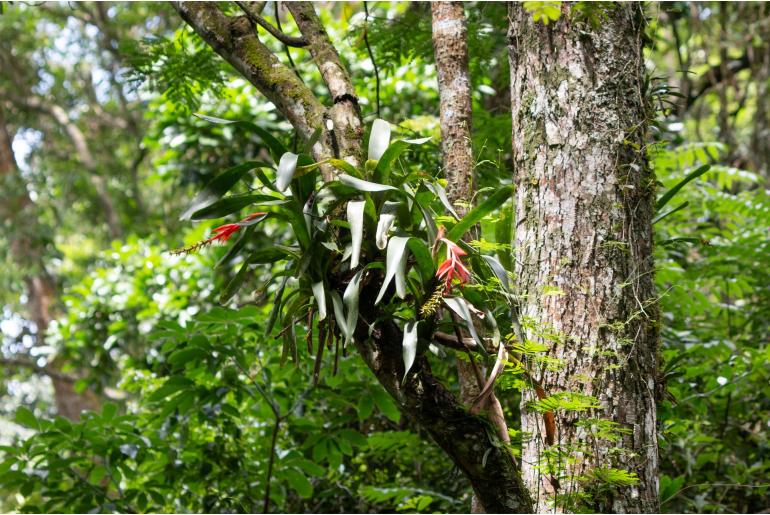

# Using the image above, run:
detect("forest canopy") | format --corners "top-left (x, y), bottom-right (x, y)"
top-left (1, 2), bottom-right (769, 514)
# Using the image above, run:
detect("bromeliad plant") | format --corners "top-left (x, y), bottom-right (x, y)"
top-left (172, 115), bottom-right (517, 393)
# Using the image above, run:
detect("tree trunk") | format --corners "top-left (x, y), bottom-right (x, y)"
top-left (431, 4), bottom-right (516, 511)
top-left (508, 3), bottom-right (659, 512)
top-left (0, 107), bottom-right (99, 420)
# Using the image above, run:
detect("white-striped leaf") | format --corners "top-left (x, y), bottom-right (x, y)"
top-left (375, 236), bottom-right (410, 304)
top-left (368, 119), bottom-right (391, 161)
top-left (276, 152), bottom-right (299, 192)
top-left (347, 200), bottom-right (366, 268)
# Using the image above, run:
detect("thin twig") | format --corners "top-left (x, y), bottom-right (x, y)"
top-left (236, 0), bottom-right (307, 47)
top-left (363, 2), bottom-right (381, 118)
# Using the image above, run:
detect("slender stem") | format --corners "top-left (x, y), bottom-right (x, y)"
top-left (263, 417), bottom-right (281, 513)
top-left (363, 2), bottom-right (381, 118)
top-left (236, 0), bottom-right (307, 47)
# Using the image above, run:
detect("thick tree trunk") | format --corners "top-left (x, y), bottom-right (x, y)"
top-left (508, 3), bottom-right (659, 512)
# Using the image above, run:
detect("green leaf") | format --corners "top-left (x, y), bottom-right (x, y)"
top-left (180, 161), bottom-right (270, 221)
top-left (311, 281), bottom-right (327, 321)
top-left (328, 158), bottom-right (361, 177)
top-left (339, 174), bottom-right (398, 192)
top-left (89, 465), bottom-right (108, 485)
top-left (443, 297), bottom-right (484, 349)
top-left (168, 347), bottom-right (207, 367)
top-left (342, 270), bottom-right (363, 344)
top-left (372, 387), bottom-right (401, 423)
top-left (368, 118), bottom-right (391, 161)
top-left (101, 402), bottom-right (118, 422)
top-left (284, 469), bottom-right (313, 498)
top-left (276, 152), bottom-right (299, 192)
top-left (656, 164), bottom-right (710, 211)
top-left (194, 114), bottom-right (286, 163)
top-left (357, 395), bottom-right (374, 421)
top-left (407, 238), bottom-right (434, 282)
top-left (375, 137), bottom-right (432, 184)
top-left (446, 186), bottom-right (514, 242)
top-left (190, 194), bottom-right (284, 220)
top-left (14, 406), bottom-right (38, 430)
top-left (652, 201), bottom-right (689, 225)
top-left (375, 201), bottom-right (399, 250)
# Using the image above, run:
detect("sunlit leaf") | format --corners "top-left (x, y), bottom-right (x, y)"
top-left (347, 200), bottom-right (366, 268)
top-left (276, 152), bottom-right (299, 192)
top-left (402, 320), bottom-right (419, 382)
top-left (375, 236), bottom-right (410, 304)
top-left (368, 118), bottom-right (391, 161)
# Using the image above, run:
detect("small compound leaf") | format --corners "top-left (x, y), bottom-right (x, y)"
top-left (276, 152), bottom-right (299, 192)
top-left (347, 200), bottom-right (366, 269)
top-left (368, 119), bottom-right (391, 161)
top-left (311, 281), bottom-right (327, 321)
top-left (375, 236), bottom-right (410, 304)
top-left (402, 320), bottom-right (419, 382)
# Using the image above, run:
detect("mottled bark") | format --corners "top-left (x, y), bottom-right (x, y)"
top-left (431, 1), bottom-right (475, 209)
top-left (432, 5), bottom-right (516, 511)
top-left (173, 2), bottom-right (356, 177)
top-left (0, 108), bottom-right (99, 420)
top-left (508, 3), bottom-right (659, 513)
top-left (287, 2), bottom-right (363, 167)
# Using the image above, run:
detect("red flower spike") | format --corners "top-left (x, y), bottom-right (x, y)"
top-left (435, 238), bottom-right (471, 293)
top-left (170, 212), bottom-right (268, 256)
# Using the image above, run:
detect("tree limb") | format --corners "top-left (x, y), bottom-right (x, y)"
top-left (235, 1), bottom-right (308, 47)
top-left (173, 2), bottom-right (330, 159)
top-left (286, 2), bottom-right (363, 166)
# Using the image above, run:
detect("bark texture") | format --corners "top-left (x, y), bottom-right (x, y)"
top-left (431, 1), bottom-right (474, 209)
top-left (508, 3), bottom-right (659, 512)
top-left (431, 5), bottom-right (515, 511)
top-left (173, 2), bottom-right (363, 174)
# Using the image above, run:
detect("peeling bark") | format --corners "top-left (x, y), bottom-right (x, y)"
top-left (508, 3), bottom-right (659, 512)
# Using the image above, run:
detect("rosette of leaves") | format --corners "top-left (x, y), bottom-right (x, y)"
top-left (175, 115), bottom-right (516, 385)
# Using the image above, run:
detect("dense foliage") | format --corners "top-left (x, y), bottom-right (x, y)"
top-left (1, 2), bottom-right (769, 513)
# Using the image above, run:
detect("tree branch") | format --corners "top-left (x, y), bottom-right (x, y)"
top-left (286, 2), bottom-right (363, 165)
top-left (0, 357), bottom-right (77, 384)
top-left (352, 280), bottom-right (533, 513)
top-left (173, 2), bottom-right (330, 159)
top-left (235, 1), bottom-right (308, 47)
